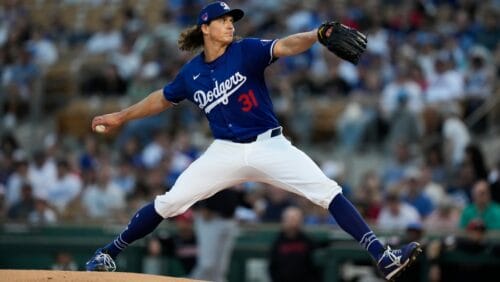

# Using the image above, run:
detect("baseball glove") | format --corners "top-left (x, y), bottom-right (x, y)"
top-left (317, 21), bottom-right (368, 65)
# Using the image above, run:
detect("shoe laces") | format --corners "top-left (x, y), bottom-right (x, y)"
top-left (379, 246), bottom-right (402, 268)
top-left (96, 253), bottom-right (116, 272)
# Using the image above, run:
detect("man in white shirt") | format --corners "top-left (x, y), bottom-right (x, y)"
top-left (47, 159), bottom-right (82, 213)
top-left (426, 57), bottom-right (464, 104)
top-left (377, 191), bottom-right (421, 230)
top-left (86, 15), bottom-right (122, 55)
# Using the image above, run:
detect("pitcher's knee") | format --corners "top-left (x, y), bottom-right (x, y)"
top-left (154, 194), bottom-right (192, 218)
top-left (313, 182), bottom-right (343, 209)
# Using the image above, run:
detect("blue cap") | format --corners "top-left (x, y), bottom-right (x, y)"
top-left (197, 1), bottom-right (244, 26)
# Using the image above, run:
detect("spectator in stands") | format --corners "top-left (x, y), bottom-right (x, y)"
top-left (154, 9), bottom-right (183, 46)
top-left (419, 165), bottom-right (446, 207)
top-left (81, 164), bottom-right (125, 220)
top-left (47, 158), bottom-right (82, 213)
top-left (377, 189), bottom-right (421, 231)
top-left (382, 141), bottom-right (417, 189)
top-left (79, 135), bottom-right (100, 175)
top-left (312, 47), bottom-right (359, 91)
top-left (453, 8), bottom-right (475, 51)
top-left (5, 158), bottom-right (29, 208)
top-left (45, 14), bottom-right (74, 48)
top-left (119, 136), bottom-right (143, 168)
top-left (28, 150), bottom-right (57, 202)
top-left (415, 32), bottom-right (437, 78)
top-left (260, 186), bottom-right (295, 223)
top-left (446, 162), bottom-right (475, 209)
top-left (385, 90), bottom-right (421, 150)
top-left (269, 207), bottom-right (320, 282)
top-left (165, 131), bottom-right (199, 187)
top-left (125, 59), bottom-right (162, 103)
top-left (233, 183), bottom-right (263, 223)
top-left (359, 69), bottom-right (385, 100)
top-left (85, 14), bottom-right (122, 55)
top-left (424, 196), bottom-right (460, 232)
top-left (423, 144), bottom-right (448, 185)
top-left (442, 35), bottom-right (466, 72)
top-left (111, 160), bottom-right (136, 197)
top-left (425, 55), bottom-right (464, 104)
top-left (141, 130), bottom-right (170, 169)
top-left (2, 48), bottom-right (39, 95)
top-left (460, 180), bottom-right (500, 230)
top-left (27, 27), bottom-right (58, 68)
top-left (402, 167), bottom-right (434, 218)
top-left (365, 14), bottom-right (389, 58)
top-left (7, 182), bottom-right (34, 221)
top-left (336, 101), bottom-right (369, 152)
top-left (381, 65), bottom-right (423, 120)
top-left (120, 6), bottom-right (145, 37)
top-left (28, 194), bottom-right (57, 225)
top-left (1, 48), bottom-right (39, 123)
top-left (110, 40), bottom-right (141, 81)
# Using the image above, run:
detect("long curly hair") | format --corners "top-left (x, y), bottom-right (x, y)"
top-left (178, 25), bottom-right (204, 52)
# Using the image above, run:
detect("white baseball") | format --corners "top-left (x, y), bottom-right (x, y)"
top-left (95, 125), bottom-right (106, 133)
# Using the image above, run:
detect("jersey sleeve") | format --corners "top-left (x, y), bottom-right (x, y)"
top-left (162, 70), bottom-right (188, 104)
top-left (241, 38), bottom-right (278, 71)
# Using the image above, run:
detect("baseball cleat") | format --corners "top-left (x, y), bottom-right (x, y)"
top-left (85, 248), bottom-right (116, 272)
top-left (377, 242), bottom-right (422, 281)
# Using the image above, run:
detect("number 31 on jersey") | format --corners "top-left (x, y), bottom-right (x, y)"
top-left (238, 90), bottom-right (258, 112)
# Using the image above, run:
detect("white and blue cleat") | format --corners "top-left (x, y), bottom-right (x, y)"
top-left (85, 248), bottom-right (116, 272)
top-left (377, 242), bottom-right (422, 281)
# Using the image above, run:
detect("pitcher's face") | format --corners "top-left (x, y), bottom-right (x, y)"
top-left (205, 15), bottom-right (235, 45)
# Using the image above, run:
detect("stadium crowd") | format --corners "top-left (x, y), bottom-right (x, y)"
top-left (0, 0), bottom-right (499, 239)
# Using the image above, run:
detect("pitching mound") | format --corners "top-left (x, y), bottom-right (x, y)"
top-left (0, 270), bottom-right (205, 282)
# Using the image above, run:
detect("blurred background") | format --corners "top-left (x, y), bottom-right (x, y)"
top-left (0, 0), bottom-right (499, 281)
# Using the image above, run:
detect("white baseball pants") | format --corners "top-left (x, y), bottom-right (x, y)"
top-left (154, 129), bottom-right (342, 218)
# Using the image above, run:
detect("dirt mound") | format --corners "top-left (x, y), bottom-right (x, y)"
top-left (0, 270), bottom-right (205, 282)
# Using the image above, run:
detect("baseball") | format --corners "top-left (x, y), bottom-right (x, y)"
top-left (95, 125), bottom-right (106, 133)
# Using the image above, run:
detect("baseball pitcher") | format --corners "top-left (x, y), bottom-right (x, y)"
top-left (86, 2), bottom-right (421, 281)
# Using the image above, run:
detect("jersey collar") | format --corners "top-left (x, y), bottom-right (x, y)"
top-left (200, 42), bottom-right (233, 68)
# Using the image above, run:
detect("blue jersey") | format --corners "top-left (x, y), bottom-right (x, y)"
top-left (163, 38), bottom-right (280, 142)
